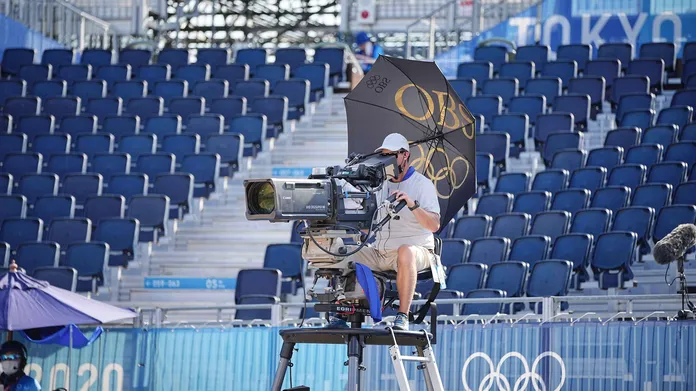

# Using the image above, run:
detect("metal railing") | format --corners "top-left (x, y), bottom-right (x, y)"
top-left (2, 0), bottom-right (112, 50)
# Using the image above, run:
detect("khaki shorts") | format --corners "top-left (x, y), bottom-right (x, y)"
top-left (344, 245), bottom-right (434, 272)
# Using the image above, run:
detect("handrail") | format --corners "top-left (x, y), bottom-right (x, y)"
top-left (55, 0), bottom-right (110, 29)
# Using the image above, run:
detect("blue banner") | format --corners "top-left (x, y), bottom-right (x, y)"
top-left (271, 167), bottom-right (314, 178)
top-left (143, 277), bottom-right (236, 290)
top-left (0, 14), bottom-right (64, 60)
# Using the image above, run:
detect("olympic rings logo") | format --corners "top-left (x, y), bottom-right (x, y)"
top-left (365, 74), bottom-right (381, 89)
top-left (462, 352), bottom-right (566, 391)
top-left (409, 143), bottom-right (470, 199)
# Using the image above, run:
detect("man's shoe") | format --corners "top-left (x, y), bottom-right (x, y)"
top-left (326, 315), bottom-right (349, 329)
top-left (392, 313), bottom-right (409, 331)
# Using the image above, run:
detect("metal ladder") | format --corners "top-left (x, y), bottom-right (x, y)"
top-left (388, 328), bottom-right (445, 391)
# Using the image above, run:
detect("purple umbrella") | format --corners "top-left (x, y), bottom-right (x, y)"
top-left (1, 263), bottom-right (136, 331)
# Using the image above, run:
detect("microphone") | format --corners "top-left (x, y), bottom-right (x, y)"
top-left (653, 224), bottom-right (696, 265)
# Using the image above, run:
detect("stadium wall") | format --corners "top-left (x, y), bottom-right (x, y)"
top-left (0, 13), bottom-right (63, 60)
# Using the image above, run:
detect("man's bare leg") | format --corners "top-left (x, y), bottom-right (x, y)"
top-left (396, 245), bottom-right (418, 314)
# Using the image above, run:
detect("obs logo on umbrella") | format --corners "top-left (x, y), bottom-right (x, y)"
top-left (409, 143), bottom-right (470, 200)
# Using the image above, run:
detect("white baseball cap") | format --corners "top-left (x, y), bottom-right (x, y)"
top-left (375, 133), bottom-right (410, 153)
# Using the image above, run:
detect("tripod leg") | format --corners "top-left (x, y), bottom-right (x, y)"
top-left (271, 341), bottom-right (296, 391)
top-left (346, 335), bottom-right (362, 391)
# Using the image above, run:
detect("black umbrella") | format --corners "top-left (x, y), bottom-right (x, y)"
top-left (344, 55), bottom-right (477, 228)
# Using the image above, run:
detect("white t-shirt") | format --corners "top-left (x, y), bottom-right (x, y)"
top-left (373, 170), bottom-right (441, 251)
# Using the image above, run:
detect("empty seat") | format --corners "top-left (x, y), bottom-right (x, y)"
top-left (591, 231), bottom-right (638, 289)
top-left (192, 80), bottom-right (229, 103)
top-left (126, 97), bottom-right (163, 120)
top-left (161, 134), bottom-right (200, 156)
top-left (135, 153), bottom-right (175, 179)
top-left (625, 144), bottom-right (663, 167)
top-left (118, 134), bottom-right (156, 161)
top-left (526, 260), bottom-right (572, 313)
top-left (647, 162), bottom-right (688, 190)
top-left (177, 64), bottom-right (211, 88)
top-left (604, 127), bottom-right (641, 150)
top-left (61, 242), bottom-right (109, 293)
top-left (568, 77), bottom-right (605, 118)
top-left (586, 146), bottom-right (623, 170)
top-left (263, 243), bottom-right (304, 295)
top-left (59, 65), bottom-right (93, 85)
top-left (616, 93), bottom-right (654, 124)
top-left (631, 183), bottom-right (672, 216)
top-left (74, 133), bottom-right (115, 159)
top-left (128, 195), bottom-right (170, 242)
top-left (0, 134), bottom-right (27, 161)
top-left (83, 195), bottom-right (125, 225)
top-left (474, 46), bottom-right (507, 74)
top-left (234, 268), bottom-right (281, 320)
top-left (214, 64), bottom-right (249, 90)
top-left (440, 239), bottom-right (470, 269)
top-left (551, 234), bottom-right (593, 289)
top-left (196, 48), bottom-right (231, 67)
top-left (482, 78), bottom-right (517, 106)
top-left (111, 80), bottom-right (147, 102)
top-left (611, 76), bottom-right (649, 106)
top-left (568, 166), bottom-right (607, 193)
top-left (493, 172), bottom-right (530, 195)
top-left (535, 113), bottom-right (574, 148)
top-left (489, 113), bottom-right (528, 158)
top-left (508, 235), bottom-right (550, 267)
top-left (18, 64), bottom-right (52, 87)
top-left (43, 97), bottom-right (81, 121)
top-left (31, 80), bottom-right (67, 99)
top-left (475, 193), bottom-right (513, 217)
top-left (32, 134), bottom-right (71, 159)
top-left (674, 181), bottom-right (696, 206)
top-left (467, 95), bottom-right (503, 124)
top-left (108, 173), bottom-right (148, 202)
top-left (138, 64), bottom-right (171, 85)
top-left (17, 173), bottom-right (58, 203)
top-left (530, 211), bottom-right (571, 244)
top-left (32, 195), bottom-right (75, 226)
top-left (47, 153), bottom-right (87, 178)
top-left (313, 47), bottom-right (344, 86)
top-left (444, 263), bottom-right (487, 302)
top-left (485, 262), bottom-right (528, 313)
top-left (0, 48), bottom-right (35, 77)
top-left (590, 186), bottom-right (631, 213)
top-left (557, 44), bottom-right (591, 72)
top-left (612, 206), bottom-right (655, 255)
top-left (143, 115), bottom-right (182, 138)
top-left (118, 49), bottom-right (151, 69)
top-left (5, 97), bottom-right (41, 118)
top-left (168, 97), bottom-right (205, 125)
top-left (627, 59), bottom-right (665, 93)
top-left (95, 65), bottom-right (132, 90)
top-left (90, 153), bottom-right (130, 182)
top-left (553, 94), bottom-right (590, 128)
top-left (47, 218), bottom-right (91, 249)
top-left (0, 80), bottom-right (27, 108)
top-left (179, 153), bottom-right (220, 198)
top-left (531, 169), bottom-right (568, 192)
top-left (570, 208), bottom-right (612, 244)
top-left (618, 110), bottom-right (654, 130)
top-left (235, 80), bottom-right (269, 100)
top-left (551, 189), bottom-right (591, 215)
top-left (476, 132), bottom-right (510, 172)
top-left (59, 115), bottom-right (98, 136)
top-left (15, 242), bottom-right (58, 275)
top-left (255, 64), bottom-right (289, 89)
top-left (671, 90), bottom-right (696, 108)
top-left (61, 173), bottom-right (103, 206)
top-left (153, 173), bottom-right (194, 219)
top-left (452, 215), bottom-right (492, 242)
top-left (490, 213), bottom-right (530, 241)
top-left (461, 289), bottom-right (507, 316)
top-left (544, 132), bottom-right (583, 164)
top-left (467, 237), bottom-right (510, 266)
top-left (80, 49), bottom-right (112, 67)
top-left (653, 205), bottom-right (696, 243)
top-left (664, 142), bottom-right (696, 167)
top-left (456, 61), bottom-right (493, 87)
top-left (157, 49), bottom-right (189, 73)
top-left (0, 218), bottom-right (43, 248)
top-left (0, 195), bottom-right (27, 220)
top-left (507, 95), bottom-right (546, 125)
top-left (273, 79), bottom-right (310, 119)
top-left (85, 97), bottom-right (123, 123)
top-left (450, 78), bottom-right (476, 100)
top-left (657, 106), bottom-right (693, 130)
top-left (93, 218), bottom-right (139, 267)
top-left (251, 96), bottom-right (288, 138)
top-left (2, 152), bottom-right (42, 178)
top-left (235, 48), bottom-right (267, 69)
top-left (598, 43), bottom-right (632, 71)
top-left (152, 80), bottom-right (188, 105)
top-left (585, 59), bottom-right (621, 90)
top-left (540, 60), bottom-right (577, 87)
top-left (476, 152), bottom-right (493, 191)
top-left (500, 61), bottom-right (535, 89)
top-left (32, 267), bottom-right (77, 291)
top-left (607, 164), bottom-right (646, 189)
top-left (512, 191), bottom-right (551, 216)
top-left (210, 97), bottom-right (247, 120)
top-left (70, 80), bottom-right (106, 102)
top-left (206, 134), bottom-right (243, 176)
top-left (185, 114), bottom-right (224, 139)
top-left (516, 45), bottom-right (548, 71)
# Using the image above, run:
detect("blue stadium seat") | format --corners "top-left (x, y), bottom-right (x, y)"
top-left (657, 106), bottom-right (693, 130)
top-left (135, 153), bottom-right (175, 179)
top-left (476, 152), bottom-right (493, 191)
top-left (85, 97), bottom-right (123, 124)
top-left (273, 79), bottom-right (309, 119)
top-left (138, 64), bottom-right (171, 86)
top-left (95, 65), bottom-right (132, 90)
top-left (490, 213), bottom-right (530, 241)
top-left (524, 77), bottom-right (561, 107)
top-left (251, 96), bottom-right (288, 138)
top-left (494, 172), bottom-right (530, 195)
top-left (0, 114), bottom-right (11, 133)
top-left (526, 260), bottom-right (572, 313)
top-left (604, 127), bottom-right (641, 150)
top-left (544, 132), bottom-right (583, 164)
top-left (17, 173), bottom-right (58, 203)
top-left (624, 144), bottom-right (663, 166)
top-left (210, 97), bottom-right (247, 121)
top-left (531, 169), bottom-right (568, 192)
top-left (186, 114), bottom-right (224, 138)
top-left (619, 109), bottom-right (655, 130)
top-left (590, 186), bottom-right (630, 213)
top-left (154, 173), bottom-right (194, 219)
top-left (177, 64), bottom-right (211, 89)
top-left (61, 173), bottom-right (103, 206)
top-left (112, 80), bottom-right (147, 102)
top-left (631, 183), bottom-right (672, 217)
top-left (263, 243), bottom-right (304, 295)
top-left (500, 62), bottom-right (535, 89)
top-left (467, 237), bottom-right (510, 267)
top-left (313, 47), bottom-right (345, 86)
top-left (58, 65), bottom-right (93, 85)
top-left (557, 44), bottom-right (591, 72)
top-left (157, 49), bottom-right (188, 74)
top-left (180, 153), bottom-right (220, 198)
top-left (70, 80), bottom-right (106, 102)
top-left (568, 166), bottom-right (607, 192)
top-left (234, 48), bottom-right (267, 69)
top-left (108, 173), bottom-right (148, 202)
top-left (31, 80), bottom-right (67, 99)
top-left (474, 46), bottom-right (507, 74)
top-left (550, 189), bottom-right (590, 215)
top-left (0, 134), bottom-right (27, 161)
top-left (674, 181), bottom-right (696, 206)
top-left (90, 153), bottom-right (130, 182)
top-left (457, 61), bottom-right (493, 88)
top-left (612, 206), bottom-right (655, 258)
top-left (196, 48), bottom-right (231, 68)
top-left (441, 239), bottom-right (470, 269)
top-left (234, 79), bottom-right (270, 100)
top-left (32, 195), bottom-right (75, 226)
top-left (485, 262), bottom-right (528, 313)
top-left (93, 217), bottom-right (139, 267)
top-left (128, 195), bottom-right (170, 242)
top-left (587, 146), bottom-right (623, 170)
top-left (507, 95), bottom-right (546, 125)
top-left (119, 49), bottom-right (151, 69)
top-left (641, 41), bottom-right (676, 69)
top-left (15, 242), bottom-right (58, 275)
top-left (234, 269), bottom-right (281, 320)
top-left (0, 174), bottom-right (11, 195)
top-left (475, 193), bottom-right (513, 217)
top-left (490, 113), bottom-right (528, 157)
top-left (568, 77), bottom-right (605, 118)
top-left (664, 141), bottom-right (696, 167)
top-left (255, 64), bottom-right (289, 89)
top-left (42, 49), bottom-right (74, 68)
top-left (585, 59), bottom-right (621, 90)
top-left (0, 195), bottom-right (26, 220)
top-left (476, 132), bottom-right (509, 173)
top-left (235, 295), bottom-right (280, 321)
top-left (168, 97), bottom-right (205, 125)
top-left (18, 64), bottom-right (52, 87)
top-left (80, 49), bottom-right (111, 67)
top-left (118, 134), bottom-right (156, 162)
top-left (482, 78), bottom-right (517, 106)
top-left (192, 80), bottom-right (229, 103)
top-left (508, 235), bottom-right (550, 266)
top-left (0, 48), bottom-right (34, 77)
top-left (162, 134), bottom-right (200, 157)
top-left (616, 93), bottom-right (654, 125)
top-left (540, 60), bottom-right (577, 87)
top-left (512, 190), bottom-right (551, 215)
top-left (467, 95), bottom-right (502, 124)
top-left (452, 215), bottom-right (492, 242)
top-left (598, 43), bottom-right (632, 71)
top-left (570, 208), bottom-right (612, 244)
top-left (0, 80), bottom-right (26, 108)
top-left (126, 97), bottom-right (163, 120)
top-left (143, 115), bottom-right (181, 138)
top-left (461, 289), bottom-right (507, 316)
top-left (647, 162), bottom-right (688, 191)
top-left (551, 150), bottom-right (586, 174)
top-left (214, 64), bottom-right (249, 90)
top-left (553, 94), bottom-right (590, 128)
top-left (43, 97), bottom-right (81, 121)
top-left (534, 112), bottom-right (574, 148)
top-left (670, 90), bottom-right (696, 108)
top-left (152, 80), bottom-right (188, 105)
top-left (61, 242), bottom-right (109, 293)
top-left (46, 153), bottom-right (87, 179)
top-left (59, 115), bottom-right (97, 136)
top-left (686, 43), bottom-right (696, 63)
top-left (46, 218), bottom-right (91, 249)
top-left (450, 78), bottom-right (476, 100)
top-left (611, 76), bottom-right (649, 106)
top-left (206, 134), bottom-right (243, 176)
top-left (32, 267), bottom-right (77, 291)
top-left (228, 114), bottom-right (267, 157)
top-left (653, 205), bottom-right (696, 244)
top-left (551, 234), bottom-right (593, 289)
top-left (3, 152), bottom-right (42, 178)
top-left (445, 263), bottom-right (487, 299)
top-left (0, 218), bottom-right (43, 248)
top-left (5, 97), bottom-right (41, 118)
top-left (516, 45), bottom-right (548, 71)
top-left (83, 195), bottom-right (125, 226)
top-left (682, 62), bottom-right (696, 87)
top-left (74, 134), bottom-right (114, 159)
top-left (592, 231), bottom-right (638, 289)
top-left (32, 134), bottom-right (70, 158)
top-left (628, 58), bottom-right (665, 93)
top-left (530, 211), bottom-right (571, 244)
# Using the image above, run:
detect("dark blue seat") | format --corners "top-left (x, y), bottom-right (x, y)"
top-left (475, 193), bottom-right (513, 217)
top-left (161, 134), bottom-right (200, 156)
top-left (647, 162), bottom-right (688, 191)
top-left (604, 127), bottom-right (641, 150)
top-left (452, 215), bottom-right (492, 242)
top-left (553, 94), bottom-right (590, 129)
top-left (590, 186), bottom-right (630, 213)
top-left (32, 267), bottom-right (77, 291)
top-left (74, 134), bottom-right (114, 159)
top-left (508, 235), bottom-right (550, 266)
top-left (31, 80), bottom-right (67, 99)
top-left (490, 113), bottom-right (528, 158)
top-left (598, 43), bottom-right (632, 71)
top-left (177, 64), bottom-right (211, 89)
top-left (530, 211), bottom-right (571, 244)
top-left (587, 146), bottom-right (623, 170)
top-left (491, 213), bottom-right (530, 241)
top-left (235, 48), bottom-right (267, 69)
top-left (664, 141), bottom-right (696, 167)
top-left (551, 189), bottom-right (591, 215)
top-left (456, 61), bottom-right (493, 88)
top-left (686, 42), bottom-right (696, 63)
top-left (524, 77), bottom-right (561, 107)
top-left (59, 65), bottom-right (93, 85)
top-left (32, 195), bottom-right (75, 226)
top-left (500, 62), bottom-right (535, 89)
top-left (0, 134), bottom-right (27, 161)
top-left (0, 114), bottom-right (12, 133)
top-left (154, 173), bottom-right (194, 219)
top-left (61, 242), bottom-right (109, 293)
top-left (0, 80), bottom-right (26, 108)
top-left (255, 64), bottom-right (289, 89)
top-left (15, 242), bottom-right (58, 275)
top-left (640, 42), bottom-right (675, 70)
top-left (445, 263), bottom-right (487, 298)
top-left (61, 173), bottom-right (103, 206)
top-left (102, 116), bottom-right (141, 142)
top-left (610, 76), bottom-right (649, 106)
top-left (135, 153), bottom-right (175, 179)
top-left (234, 79), bottom-right (269, 100)
top-left (46, 153), bottom-right (87, 179)
top-left (476, 152), bottom-right (493, 191)
top-left (2, 152), bottom-right (42, 178)
top-left (251, 96), bottom-right (288, 138)
top-left (157, 49), bottom-right (188, 73)
top-left (627, 59), bottom-right (665, 93)
top-left (544, 132), bottom-right (583, 164)
top-left (568, 77), bottom-right (605, 119)
top-left (551, 234), bottom-right (593, 289)
top-left (17, 173), bottom-right (58, 204)
top-left (5, 97), bottom-right (41, 118)
top-left (234, 268), bottom-right (281, 321)
top-left (612, 206), bottom-right (655, 257)
top-left (143, 115), bottom-right (182, 138)
top-left (508, 95), bottom-right (546, 125)
top-left (169, 97), bottom-right (205, 125)
top-left (441, 239), bottom-right (470, 270)
top-left (0, 195), bottom-right (27, 220)
top-left (95, 65), bottom-right (132, 90)
top-left (616, 93), bottom-right (654, 125)
top-left (18, 64), bottom-right (52, 88)
top-left (85, 97), bottom-right (123, 124)
top-left (128, 195), bottom-right (170, 243)
top-left (213, 64), bottom-right (249, 90)
top-left (70, 80), bottom-right (106, 102)
top-left (46, 221), bottom-right (91, 248)
top-left (43, 97), bottom-right (81, 121)
top-left (152, 80), bottom-right (188, 105)
top-left (531, 169), bottom-right (568, 192)
top-left (111, 80), bottom-right (147, 102)
top-left (450, 78), bottom-right (476, 100)
top-left (467, 95), bottom-right (502, 124)
top-left (585, 59), bottom-right (621, 90)
top-left (118, 134), bottom-right (156, 162)
top-left (570, 208), bottom-right (612, 244)
top-left (592, 231), bottom-right (638, 289)
top-left (540, 60), bottom-right (577, 87)
top-left (535, 112), bottom-right (575, 151)
top-left (557, 44), bottom-right (591, 72)
top-left (179, 153), bottom-right (220, 198)
top-left (196, 48), bottom-right (231, 68)
top-left (461, 289), bottom-right (507, 316)
top-left (59, 115), bottom-right (97, 136)
top-left (313, 47), bottom-right (344, 86)
top-left (119, 49), bottom-right (151, 69)
top-left (657, 106), bottom-right (693, 130)
top-left (263, 243), bottom-right (304, 295)
top-left (494, 172), bottom-right (530, 195)
top-left (80, 49), bottom-right (112, 67)
top-left (467, 237), bottom-right (510, 267)
top-left (273, 79), bottom-right (310, 120)
top-left (674, 181), bottom-right (696, 206)
top-left (485, 262), bottom-right (528, 313)
top-left (206, 134), bottom-right (243, 176)
top-left (512, 191), bottom-right (551, 215)
top-left (0, 174), bottom-right (12, 195)
top-left (551, 149), bottom-right (586, 172)
top-left (93, 217), bottom-right (139, 267)
top-left (0, 48), bottom-right (34, 77)
top-left (126, 97), bottom-right (163, 120)
top-left (516, 45), bottom-right (548, 71)
top-left (482, 78), bottom-right (517, 106)
top-left (568, 166), bottom-right (607, 192)
top-left (235, 295), bottom-right (280, 321)
top-left (32, 134), bottom-right (70, 159)
top-left (669, 90), bottom-right (696, 108)
top-left (653, 205), bottom-right (696, 244)
top-left (90, 153), bottom-right (130, 182)
top-left (625, 144), bottom-right (663, 166)
top-left (108, 173), bottom-right (148, 202)
top-left (138, 64), bottom-right (171, 85)
top-left (476, 132), bottom-right (509, 172)
top-left (42, 49), bottom-right (75, 68)
top-left (0, 218), bottom-right (43, 248)
top-left (619, 109), bottom-right (655, 130)
top-left (631, 183), bottom-right (672, 217)
top-left (682, 62), bottom-right (696, 87)
top-left (526, 260), bottom-right (572, 313)
top-left (474, 46), bottom-right (507, 74)
top-left (210, 97), bottom-right (247, 121)
top-left (186, 114), bottom-right (224, 139)
top-left (192, 80), bottom-right (229, 103)
top-left (83, 195), bottom-right (125, 226)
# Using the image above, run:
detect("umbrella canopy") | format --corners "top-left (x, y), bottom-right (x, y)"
top-left (344, 55), bottom-right (476, 227)
top-left (0, 269), bottom-right (136, 331)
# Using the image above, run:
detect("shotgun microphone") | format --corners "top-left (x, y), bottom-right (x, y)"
top-left (653, 224), bottom-right (696, 265)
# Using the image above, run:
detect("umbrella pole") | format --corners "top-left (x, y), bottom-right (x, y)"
top-left (68, 326), bottom-right (73, 389)
top-left (6, 331), bottom-right (13, 341)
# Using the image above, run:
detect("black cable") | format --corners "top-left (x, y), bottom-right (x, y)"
top-left (299, 259), bottom-right (307, 328)
top-left (306, 205), bottom-right (383, 258)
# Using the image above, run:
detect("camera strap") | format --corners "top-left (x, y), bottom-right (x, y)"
top-left (410, 282), bottom-right (441, 324)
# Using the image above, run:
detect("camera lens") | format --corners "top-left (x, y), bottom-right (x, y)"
top-left (247, 182), bottom-right (276, 215)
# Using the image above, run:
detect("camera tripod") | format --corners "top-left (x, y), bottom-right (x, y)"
top-left (676, 256), bottom-right (696, 320)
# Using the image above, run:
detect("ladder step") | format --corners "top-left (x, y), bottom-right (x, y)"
top-left (398, 356), bottom-right (430, 363)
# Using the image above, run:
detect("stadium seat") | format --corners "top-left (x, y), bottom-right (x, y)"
top-left (32, 267), bottom-right (77, 291)
top-left (476, 132), bottom-right (510, 172)
top-left (631, 183), bottom-right (672, 217)
top-left (508, 235), bottom-right (550, 266)
top-left (161, 134), bottom-right (200, 156)
top-left (157, 49), bottom-right (189, 73)
top-left (647, 162), bottom-right (688, 191)
top-left (235, 48), bottom-right (267, 70)
top-left (185, 114), bottom-right (224, 139)
top-left (95, 65), bottom-right (132, 90)
top-left (152, 80), bottom-right (188, 105)
top-left (674, 181), bottom-right (696, 206)
top-left (0, 79), bottom-right (26, 108)
top-left (590, 186), bottom-right (630, 214)
top-left (619, 109), bottom-right (655, 130)
top-left (485, 262), bottom-right (528, 313)
top-left (263, 243), bottom-right (304, 295)
top-left (624, 144), bottom-right (663, 166)
top-left (482, 78), bottom-right (517, 106)
top-left (474, 115), bottom-right (485, 134)
top-left (670, 90), bottom-right (696, 108)
top-left (273, 79), bottom-right (310, 119)
top-left (43, 97), bottom-right (81, 121)
top-left (664, 141), bottom-right (696, 167)
top-left (493, 172), bottom-right (530, 195)
top-left (591, 231), bottom-right (638, 289)
top-left (627, 59), bottom-right (665, 93)
top-left (476, 152), bottom-right (493, 191)
top-left (135, 153), bottom-right (175, 180)
top-left (507, 95), bottom-right (546, 125)
top-left (234, 269), bottom-right (281, 320)
top-left (680, 123), bottom-right (696, 142)
top-left (108, 173), bottom-right (148, 202)
top-left (31, 195), bottom-right (75, 226)
top-left (128, 195), bottom-right (170, 243)
top-left (61, 242), bottom-right (109, 293)
top-left (206, 134), bottom-right (243, 176)
top-left (112, 80), bottom-right (147, 102)
top-left (534, 113), bottom-right (574, 148)
top-left (228, 114), bottom-right (267, 157)
top-left (313, 47), bottom-right (344, 86)
top-left (540, 60), bottom-right (577, 87)
top-left (251, 96), bottom-right (288, 138)
top-left (80, 49), bottom-right (112, 67)
top-left (452, 215), bottom-right (492, 242)
top-left (70, 80), bottom-right (106, 102)
top-left (74, 134), bottom-right (114, 159)
top-left (604, 127), bottom-right (641, 150)
top-left (500, 62), bottom-right (535, 89)
top-left (168, 97), bottom-right (205, 125)
top-left (489, 113), bottom-right (528, 157)
top-left (525, 77), bottom-right (564, 107)
top-left (490, 213), bottom-right (530, 241)
top-left (210, 97), bottom-right (248, 121)
top-left (0, 174), bottom-right (12, 195)
top-left (607, 164), bottom-right (646, 189)
top-left (235, 79), bottom-right (270, 100)
top-left (5, 97), bottom-right (41, 118)
top-left (616, 93), bottom-right (654, 125)
top-left (47, 153), bottom-right (87, 179)
top-left (0, 134), bottom-right (27, 161)
top-left (551, 233), bottom-right (593, 289)
top-left (143, 115), bottom-right (182, 138)
top-left (196, 48), bottom-right (231, 68)
top-left (214, 64), bottom-right (250, 90)
top-left (568, 77), bottom-right (605, 119)
top-left (474, 46), bottom-right (507, 74)
top-left (59, 65), bottom-right (93, 85)
top-left (653, 205), bottom-right (696, 243)
top-left (2, 152), bottom-right (42, 178)
top-left (531, 169), bottom-right (568, 192)
top-left (586, 146), bottom-right (623, 170)
top-left (31, 80), bottom-right (67, 99)
top-left (461, 289), bottom-right (507, 316)
top-left (512, 191), bottom-right (551, 216)
top-left (475, 193), bottom-right (513, 217)
top-left (90, 153), bottom-right (130, 182)
top-left (18, 64), bottom-right (52, 87)
top-left (530, 211), bottom-right (571, 244)
top-left (118, 134), bottom-right (156, 162)
top-left (570, 208), bottom-right (612, 244)
top-left (558, 44), bottom-right (591, 72)
top-left (177, 64), bottom-right (211, 89)
top-left (92, 218), bottom-right (139, 267)
top-left (126, 97), bottom-right (163, 120)
top-left (180, 154), bottom-right (220, 198)
top-left (657, 106), bottom-right (693, 130)
top-left (0, 217), bottom-right (43, 249)
top-left (682, 63), bottom-right (696, 88)
top-left (585, 59), bottom-right (621, 90)
top-left (255, 64), bottom-right (289, 89)
top-left (17, 173), bottom-right (58, 204)
top-left (467, 237), bottom-right (510, 266)
top-left (467, 95), bottom-right (503, 123)
top-left (526, 260), bottom-right (572, 313)
top-left (138, 64), bottom-right (171, 86)
top-left (544, 132), bottom-right (583, 164)
top-left (0, 195), bottom-right (26, 220)
top-left (60, 173), bottom-right (103, 207)
top-left (610, 76), bottom-right (649, 106)
top-left (59, 115), bottom-right (98, 136)
top-left (42, 49), bottom-right (74, 68)
top-left (640, 42), bottom-right (675, 73)
top-left (597, 43), bottom-right (632, 71)
top-left (32, 134), bottom-right (71, 158)
top-left (450, 78), bottom-right (476, 100)
top-left (444, 263), bottom-right (488, 307)
top-left (440, 239), bottom-right (470, 270)
top-left (551, 189), bottom-right (590, 215)
top-left (515, 45), bottom-right (548, 72)
top-left (154, 173), bottom-right (194, 219)
top-left (568, 166), bottom-right (607, 192)
top-left (83, 195), bottom-right (125, 226)
top-left (685, 42), bottom-right (696, 63)
top-left (0, 114), bottom-right (11, 133)
top-left (553, 94), bottom-right (590, 129)
top-left (85, 97), bottom-right (123, 123)
top-left (15, 242), bottom-right (59, 275)
top-left (612, 206), bottom-right (655, 257)
top-left (192, 80), bottom-right (229, 103)
top-left (456, 61), bottom-right (493, 88)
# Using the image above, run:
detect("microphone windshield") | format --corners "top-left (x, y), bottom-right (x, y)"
top-left (653, 224), bottom-right (696, 265)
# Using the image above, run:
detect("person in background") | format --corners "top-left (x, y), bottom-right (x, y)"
top-left (354, 31), bottom-right (384, 72)
top-left (0, 341), bottom-right (40, 391)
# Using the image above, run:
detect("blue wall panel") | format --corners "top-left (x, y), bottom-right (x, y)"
top-left (0, 13), bottom-right (64, 62)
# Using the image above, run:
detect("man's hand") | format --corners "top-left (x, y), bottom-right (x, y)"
top-left (390, 190), bottom-right (440, 232)
top-left (391, 190), bottom-right (416, 209)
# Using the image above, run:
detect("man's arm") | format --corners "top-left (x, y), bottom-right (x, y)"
top-left (391, 190), bottom-right (441, 232)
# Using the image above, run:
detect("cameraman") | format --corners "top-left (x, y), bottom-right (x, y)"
top-left (333, 133), bottom-right (441, 330)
